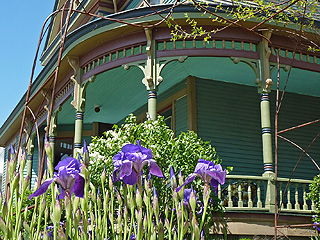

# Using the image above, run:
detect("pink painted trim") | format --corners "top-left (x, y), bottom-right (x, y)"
top-left (269, 55), bottom-right (320, 73)
top-left (81, 53), bottom-right (147, 81)
top-left (81, 48), bottom-right (259, 80)
top-left (79, 32), bottom-right (146, 67)
top-left (156, 48), bottom-right (259, 59)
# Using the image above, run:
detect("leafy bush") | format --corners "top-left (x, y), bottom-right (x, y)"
top-left (88, 114), bottom-right (226, 232)
top-left (89, 114), bottom-right (221, 193)
top-left (308, 174), bottom-right (320, 227)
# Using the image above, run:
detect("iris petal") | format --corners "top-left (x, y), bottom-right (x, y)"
top-left (73, 175), bottom-right (85, 198)
top-left (176, 174), bottom-right (196, 192)
top-left (123, 170), bottom-right (137, 185)
top-left (149, 161), bottom-right (164, 178)
top-left (28, 179), bottom-right (54, 200)
top-left (207, 169), bottom-right (226, 185)
top-left (119, 160), bottom-right (132, 178)
top-left (122, 144), bottom-right (139, 153)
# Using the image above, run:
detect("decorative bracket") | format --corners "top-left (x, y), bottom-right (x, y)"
top-left (68, 57), bottom-right (95, 112)
top-left (124, 28), bottom-right (187, 91)
top-left (270, 63), bottom-right (291, 75)
top-left (26, 131), bottom-right (36, 156)
top-left (44, 106), bottom-right (62, 137)
top-left (230, 57), bottom-right (260, 82)
top-left (123, 56), bottom-right (187, 91)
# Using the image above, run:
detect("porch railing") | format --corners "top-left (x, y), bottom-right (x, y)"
top-left (218, 175), bottom-right (314, 214)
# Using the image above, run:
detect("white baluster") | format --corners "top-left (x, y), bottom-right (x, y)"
top-left (295, 183), bottom-right (300, 210)
top-left (257, 180), bottom-right (262, 208)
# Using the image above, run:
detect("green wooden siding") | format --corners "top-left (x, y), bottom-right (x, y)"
top-left (269, 91), bottom-right (320, 180)
top-left (175, 96), bottom-right (188, 135)
top-left (1, 147), bottom-right (8, 194)
top-left (31, 139), bottom-right (39, 190)
top-left (196, 78), bottom-right (263, 176)
top-left (196, 77), bottom-right (320, 180)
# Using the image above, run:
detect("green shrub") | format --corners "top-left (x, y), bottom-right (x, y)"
top-left (88, 114), bottom-right (221, 189)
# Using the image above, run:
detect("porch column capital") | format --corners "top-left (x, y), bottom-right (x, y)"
top-left (68, 57), bottom-right (95, 113)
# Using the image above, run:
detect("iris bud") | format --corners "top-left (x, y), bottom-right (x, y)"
top-left (153, 189), bottom-right (159, 218)
top-left (18, 233), bottom-right (23, 240)
top-left (75, 208), bottom-right (81, 226)
top-left (192, 217), bottom-right (200, 240)
top-left (136, 189), bottom-right (142, 208)
top-left (174, 230), bottom-right (177, 240)
top-left (0, 216), bottom-right (7, 235)
top-left (101, 168), bottom-right (106, 185)
top-left (117, 192), bottom-right (122, 206)
top-left (42, 230), bottom-right (49, 240)
top-left (44, 140), bottom-right (52, 163)
top-left (164, 218), bottom-right (170, 230)
top-left (136, 208), bottom-right (143, 223)
top-left (8, 160), bottom-right (15, 180)
top-left (23, 221), bottom-right (30, 234)
top-left (124, 206), bottom-right (128, 221)
top-left (20, 149), bottom-right (26, 173)
top-left (183, 221), bottom-right (189, 235)
top-left (143, 192), bottom-right (148, 207)
top-left (24, 205), bottom-right (28, 220)
top-left (53, 199), bottom-right (62, 224)
top-left (144, 178), bottom-right (152, 197)
top-left (90, 182), bottom-right (96, 202)
top-left (40, 197), bottom-right (46, 214)
top-left (203, 184), bottom-right (210, 203)
top-left (83, 140), bottom-right (90, 166)
top-left (23, 175), bottom-right (30, 192)
top-left (190, 191), bottom-right (197, 213)
top-left (158, 220), bottom-right (164, 240)
top-left (12, 172), bottom-right (20, 191)
top-left (151, 231), bottom-right (156, 240)
top-left (165, 205), bottom-right (169, 219)
top-left (73, 197), bottom-right (80, 214)
top-left (143, 215), bottom-right (148, 232)
top-left (46, 157), bottom-right (53, 177)
top-left (58, 226), bottom-right (67, 240)
top-left (108, 175), bottom-right (113, 191)
top-left (173, 191), bottom-right (178, 205)
top-left (45, 208), bottom-right (49, 224)
top-left (170, 166), bottom-right (177, 189)
top-left (177, 209), bottom-right (182, 222)
top-left (178, 169), bottom-right (184, 186)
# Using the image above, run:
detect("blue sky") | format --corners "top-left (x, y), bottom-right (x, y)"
top-left (0, 1), bottom-right (54, 128)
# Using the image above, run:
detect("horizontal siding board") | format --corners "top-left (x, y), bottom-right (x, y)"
top-left (1, 147), bottom-right (8, 194)
top-left (175, 96), bottom-right (188, 135)
top-left (269, 91), bottom-right (320, 180)
top-left (31, 139), bottom-right (39, 190)
top-left (196, 78), bottom-right (263, 176)
top-left (196, 78), bottom-right (320, 180)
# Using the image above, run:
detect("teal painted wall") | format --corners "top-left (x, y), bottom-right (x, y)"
top-left (1, 147), bottom-right (8, 194)
top-left (175, 95), bottom-right (188, 135)
top-left (196, 77), bottom-right (320, 180)
top-left (196, 78), bottom-right (263, 176)
top-left (31, 139), bottom-right (39, 190)
top-left (269, 91), bottom-right (320, 180)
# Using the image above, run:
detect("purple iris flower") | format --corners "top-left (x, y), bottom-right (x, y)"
top-left (183, 188), bottom-right (203, 215)
top-left (176, 159), bottom-right (226, 194)
top-left (28, 157), bottom-right (85, 200)
top-left (113, 140), bottom-right (164, 185)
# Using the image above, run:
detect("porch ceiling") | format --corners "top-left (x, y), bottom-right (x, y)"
top-left (57, 59), bottom-right (189, 125)
top-left (57, 56), bottom-right (320, 125)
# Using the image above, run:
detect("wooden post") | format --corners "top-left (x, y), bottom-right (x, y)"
top-left (68, 57), bottom-right (95, 156)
